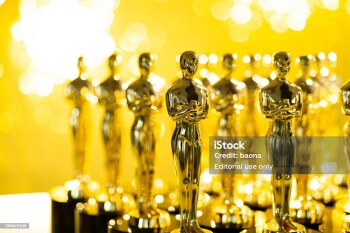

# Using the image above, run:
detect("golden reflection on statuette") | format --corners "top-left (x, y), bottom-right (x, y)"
top-left (290, 55), bottom-right (324, 225)
top-left (260, 51), bottom-right (306, 233)
top-left (166, 51), bottom-right (211, 233)
top-left (340, 80), bottom-right (350, 216)
top-left (126, 52), bottom-right (170, 230)
top-left (64, 56), bottom-right (93, 182)
top-left (96, 50), bottom-right (125, 213)
top-left (203, 53), bottom-right (254, 229)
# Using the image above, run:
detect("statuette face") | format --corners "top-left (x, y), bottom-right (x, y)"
top-left (222, 53), bottom-right (236, 71)
top-left (180, 51), bottom-right (198, 78)
top-left (273, 52), bottom-right (291, 76)
top-left (109, 50), bottom-right (123, 72)
top-left (139, 52), bottom-right (156, 72)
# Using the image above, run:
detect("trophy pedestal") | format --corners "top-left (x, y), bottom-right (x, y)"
top-left (76, 201), bottom-right (120, 233)
top-left (238, 175), bottom-right (272, 210)
top-left (171, 228), bottom-right (212, 233)
top-left (240, 226), bottom-right (321, 233)
top-left (51, 186), bottom-right (85, 233)
top-left (75, 192), bottom-right (135, 233)
top-left (263, 219), bottom-right (306, 233)
top-left (108, 212), bottom-right (178, 233)
top-left (128, 209), bottom-right (171, 230)
top-left (171, 219), bottom-right (213, 233)
top-left (310, 176), bottom-right (340, 206)
top-left (242, 191), bottom-right (272, 211)
top-left (335, 198), bottom-right (350, 214)
top-left (290, 199), bottom-right (324, 226)
top-left (157, 192), bottom-right (179, 215)
top-left (76, 208), bottom-right (118, 233)
top-left (342, 215), bottom-right (350, 233)
top-left (198, 197), bottom-right (255, 232)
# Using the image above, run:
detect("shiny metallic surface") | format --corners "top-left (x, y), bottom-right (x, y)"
top-left (243, 54), bottom-right (261, 137)
top-left (96, 50), bottom-right (124, 194)
top-left (126, 52), bottom-right (170, 229)
top-left (260, 52), bottom-right (305, 233)
top-left (204, 53), bottom-right (254, 229)
top-left (290, 55), bottom-right (324, 225)
top-left (128, 208), bottom-right (171, 230)
top-left (342, 215), bottom-right (350, 233)
top-left (64, 56), bottom-right (92, 179)
top-left (166, 51), bottom-right (211, 233)
top-left (242, 53), bottom-right (272, 210)
top-left (340, 80), bottom-right (350, 217)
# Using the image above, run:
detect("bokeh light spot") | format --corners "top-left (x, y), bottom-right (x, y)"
top-left (211, 1), bottom-right (231, 21)
top-left (12, 0), bottom-right (116, 96)
top-left (270, 13), bottom-right (288, 33)
top-left (346, 0), bottom-right (350, 15)
top-left (247, 11), bottom-right (263, 30)
top-left (322, 0), bottom-right (339, 10)
top-left (286, 11), bottom-right (306, 31)
top-left (231, 3), bottom-right (252, 25)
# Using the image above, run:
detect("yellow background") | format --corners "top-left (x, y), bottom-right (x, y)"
top-left (0, 0), bottom-right (349, 194)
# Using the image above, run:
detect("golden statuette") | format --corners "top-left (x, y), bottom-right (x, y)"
top-left (96, 50), bottom-right (125, 213)
top-left (259, 51), bottom-right (305, 233)
top-left (243, 54), bottom-right (261, 137)
top-left (64, 56), bottom-right (94, 200)
top-left (241, 54), bottom-right (272, 209)
top-left (205, 53), bottom-right (254, 229)
top-left (290, 55), bottom-right (324, 225)
top-left (166, 51), bottom-right (211, 233)
top-left (342, 215), bottom-right (350, 233)
top-left (340, 80), bottom-right (350, 233)
top-left (126, 52), bottom-right (170, 231)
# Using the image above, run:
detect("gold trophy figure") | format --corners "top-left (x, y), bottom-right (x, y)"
top-left (51, 56), bottom-right (97, 233)
top-left (166, 51), bottom-right (211, 233)
top-left (260, 52), bottom-right (306, 233)
top-left (64, 56), bottom-right (94, 198)
top-left (204, 53), bottom-right (254, 229)
top-left (241, 54), bottom-right (272, 210)
top-left (243, 54), bottom-right (261, 137)
top-left (126, 53), bottom-right (170, 231)
top-left (96, 51), bottom-right (125, 212)
top-left (290, 55), bottom-right (324, 226)
top-left (339, 80), bottom-right (350, 232)
top-left (308, 52), bottom-right (341, 205)
top-left (76, 52), bottom-right (131, 233)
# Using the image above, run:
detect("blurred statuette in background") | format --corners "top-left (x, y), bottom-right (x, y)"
top-left (76, 51), bottom-right (134, 233)
top-left (109, 52), bottom-right (170, 233)
top-left (199, 53), bottom-right (255, 231)
top-left (339, 79), bottom-right (350, 233)
top-left (51, 56), bottom-right (99, 233)
top-left (290, 55), bottom-right (324, 227)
